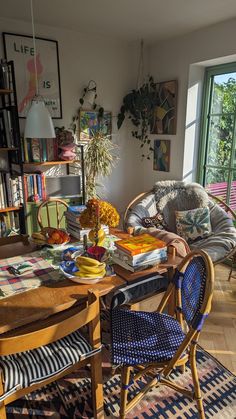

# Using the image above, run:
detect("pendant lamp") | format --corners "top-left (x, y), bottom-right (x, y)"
top-left (24, 0), bottom-right (55, 138)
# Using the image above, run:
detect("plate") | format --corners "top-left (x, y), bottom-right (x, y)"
top-left (59, 266), bottom-right (105, 284)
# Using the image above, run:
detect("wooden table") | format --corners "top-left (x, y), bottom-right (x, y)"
top-left (0, 230), bottom-right (182, 334)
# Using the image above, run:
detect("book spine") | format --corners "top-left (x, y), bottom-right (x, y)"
top-left (27, 139), bottom-right (33, 162)
top-left (115, 247), bottom-right (168, 265)
top-left (2, 109), bottom-right (11, 148)
top-left (18, 176), bottom-right (23, 204)
top-left (37, 174), bottom-right (42, 200)
top-left (23, 138), bottom-right (29, 162)
top-left (5, 173), bottom-right (13, 207)
top-left (41, 173), bottom-right (46, 200)
top-left (23, 175), bottom-right (28, 202)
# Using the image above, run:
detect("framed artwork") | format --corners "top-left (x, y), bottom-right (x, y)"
top-left (3, 32), bottom-right (62, 119)
top-left (151, 80), bottom-right (177, 134)
top-left (79, 110), bottom-right (112, 142)
top-left (153, 139), bottom-right (171, 172)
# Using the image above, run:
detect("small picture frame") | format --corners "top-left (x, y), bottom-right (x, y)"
top-left (79, 110), bottom-right (112, 142)
top-left (3, 32), bottom-right (62, 119)
top-left (153, 139), bottom-right (171, 172)
top-left (151, 80), bottom-right (177, 135)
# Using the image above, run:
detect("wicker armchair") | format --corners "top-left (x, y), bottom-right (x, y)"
top-left (123, 182), bottom-right (236, 280)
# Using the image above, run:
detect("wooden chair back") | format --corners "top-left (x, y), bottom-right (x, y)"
top-left (37, 198), bottom-right (69, 230)
top-left (0, 290), bottom-right (104, 419)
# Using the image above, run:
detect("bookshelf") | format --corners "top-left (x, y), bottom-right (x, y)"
top-left (0, 60), bottom-right (26, 238)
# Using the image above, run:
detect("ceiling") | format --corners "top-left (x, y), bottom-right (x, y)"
top-left (1, 0), bottom-right (236, 44)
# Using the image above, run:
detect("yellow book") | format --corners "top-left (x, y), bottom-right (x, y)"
top-left (115, 233), bottom-right (167, 256)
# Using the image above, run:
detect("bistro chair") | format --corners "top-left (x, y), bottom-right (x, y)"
top-left (111, 249), bottom-right (214, 419)
top-left (37, 197), bottom-right (69, 230)
top-left (0, 290), bottom-right (104, 419)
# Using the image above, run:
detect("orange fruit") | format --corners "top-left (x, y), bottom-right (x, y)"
top-left (47, 237), bottom-right (55, 244)
top-left (51, 232), bottom-right (60, 241)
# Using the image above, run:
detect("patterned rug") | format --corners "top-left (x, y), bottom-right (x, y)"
top-left (6, 347), bottom-right (236, 418)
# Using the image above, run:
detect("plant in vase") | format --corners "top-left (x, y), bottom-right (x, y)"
top-left (84, 129), bottom-right (118, 199)
top-left (79, 198), bottom-right (120, 246)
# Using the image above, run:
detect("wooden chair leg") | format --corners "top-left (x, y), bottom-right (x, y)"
top-left (90, 352), bottom-right (104, 419)
top-left (190, 345), bottom-right (205, 419)
top-left (0, 404), bottom-right (6, 419)
top-left (120, 366), bottom-right (131, 419)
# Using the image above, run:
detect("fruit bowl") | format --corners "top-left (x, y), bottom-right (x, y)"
top-left (30, 228), bottom-right (70, 248)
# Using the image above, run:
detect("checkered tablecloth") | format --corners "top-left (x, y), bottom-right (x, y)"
top-left (0, 252), bottom-right (64, 300)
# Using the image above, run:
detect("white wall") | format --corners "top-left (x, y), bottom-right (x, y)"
top-left (0, 17), bottom-right (143, 216)
top-left (147, 17), bottom-right (236, 190)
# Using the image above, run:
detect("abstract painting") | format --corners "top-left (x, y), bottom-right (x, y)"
top-left (153, 139), bottom-right (170, 171)
top-left (3, 32), bottom-right (62, 118)
top-left (79, 110), bottom-right (112, 141)
top-left (151, 80), bottom-right (177, 134)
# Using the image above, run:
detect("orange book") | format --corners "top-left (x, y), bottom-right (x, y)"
top-left (115, 234), bottom-right (167, 256)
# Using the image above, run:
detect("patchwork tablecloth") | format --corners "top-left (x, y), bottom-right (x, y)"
top-left (0, 252), bottom-right (64, 300)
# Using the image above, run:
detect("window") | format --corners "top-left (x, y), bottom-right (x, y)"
top-left (198, 63), bottom-right (236, 209)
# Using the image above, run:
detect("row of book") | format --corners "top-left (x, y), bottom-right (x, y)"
top-left (0, 106), bottom-right (19, 148)
top-left (23, 173), bottom-right (46, 202)
top-left (113, 233), bottom-right (168, 272)
top-left (0, 212), bottom-right (20, 237)
top-left (65, 205), bottom-right (109, 240)
top-left (21, 138), bottom-right (60, 163)
top-left (0, 173), bottom-right (23, 209)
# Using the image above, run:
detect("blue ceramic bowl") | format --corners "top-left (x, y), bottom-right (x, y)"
top-left (60, 261), bottom-right (79, 275)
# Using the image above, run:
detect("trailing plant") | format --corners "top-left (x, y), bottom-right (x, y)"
top-left (84, 129), bottom-right (118, 199)
top-left (117, 76), bottom-right (157, 159)
top-left (70, 80), bottom-right (104, 135)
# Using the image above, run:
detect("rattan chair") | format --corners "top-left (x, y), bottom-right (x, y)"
top-left (111, 250), bottom-right (214, 419)
top-left (123, 183), bottom-right (236, 273)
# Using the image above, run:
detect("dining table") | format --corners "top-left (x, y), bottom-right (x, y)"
top-left (0, 229), bottom-right (182, 335)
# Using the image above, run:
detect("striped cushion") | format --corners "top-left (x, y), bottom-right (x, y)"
top-left (0, 330), bottom-right (100, 402)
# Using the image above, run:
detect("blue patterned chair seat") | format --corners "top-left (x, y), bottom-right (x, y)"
top-left (0, 330), bottom-right (100, 402)
top-left (112, 309), bottom-right (185, 365)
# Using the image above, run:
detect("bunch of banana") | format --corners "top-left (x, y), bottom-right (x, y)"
top-left (75, 256), bottom-right (106, 279)
top-left (31, 231), bottom-right (47, 245)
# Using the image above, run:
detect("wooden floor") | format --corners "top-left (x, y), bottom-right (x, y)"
top-left (199, 264), bottom-right (236, 374)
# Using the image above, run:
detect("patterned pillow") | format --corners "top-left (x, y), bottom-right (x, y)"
top-left (175, 207), bottom-right (211, 242)
top-left (142, 213), bottom-right (167, 230)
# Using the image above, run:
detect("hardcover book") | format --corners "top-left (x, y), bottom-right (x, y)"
top-left (115, 233), bottom-right (167, 256)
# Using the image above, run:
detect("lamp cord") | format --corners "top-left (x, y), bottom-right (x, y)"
top-left (30, 0), bottom-right (39, 96)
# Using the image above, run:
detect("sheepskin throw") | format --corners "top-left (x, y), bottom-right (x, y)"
top-left (154, 181), bottom-right (209, 233)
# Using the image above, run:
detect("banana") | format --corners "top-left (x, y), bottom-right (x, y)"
top-left (76, 256), bottom-right (101, 267)
top-left (32, 232), bottom-right (47, 241)
top-left (74, 269), bottom-right (106, 278)
top-left (78, 263), bottom-right (106, 274)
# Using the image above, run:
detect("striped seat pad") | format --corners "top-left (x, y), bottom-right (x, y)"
top-left (112, 309), bottom-right (185, 365)
top-left (0, 330), bottom-right (100, 402)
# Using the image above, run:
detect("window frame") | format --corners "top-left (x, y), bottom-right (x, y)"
top-left (197, 62), bottom-right (236, 204)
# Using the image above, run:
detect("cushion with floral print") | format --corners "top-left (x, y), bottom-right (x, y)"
top-left (175, 207), bottom-right (212, 242)
top-left (142, 213), bottom-right (167, 230)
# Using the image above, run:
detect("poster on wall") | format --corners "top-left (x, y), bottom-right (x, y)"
top-left (153, 139), bottom-right (171, 172)
top-left (79, 110), bottom-right (112, 142)
top-left (3, 32), bottom-right (62, 119)
top-left (151, 80), bottom-right (177, 135)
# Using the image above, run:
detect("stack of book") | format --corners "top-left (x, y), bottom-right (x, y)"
top-left (65, 205), bottom-right (109, 240)
top-left (112, 233), bottom-right (168, 272)
top-left (0, 173), bottom-right (23, 208)
top-left (21, 138), bottom-right (59, 163)
top-left (23, 173), bottom-right (46, 202)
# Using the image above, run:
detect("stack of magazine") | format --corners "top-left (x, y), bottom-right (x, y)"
top-left (112, 233), bottom-right (168, 272)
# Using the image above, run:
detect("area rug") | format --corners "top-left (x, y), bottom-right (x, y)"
top-left (6, 346), bottom-right (236, 419)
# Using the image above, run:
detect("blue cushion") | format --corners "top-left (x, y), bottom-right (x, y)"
top-left (0, 330), bottom-right (100, 402)
top-left (111, 309), bottom-right (185, 365)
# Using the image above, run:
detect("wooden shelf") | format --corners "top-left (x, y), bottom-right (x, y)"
top-left (23, 160), bottom-right (80, 166)
top-left (0, 147), bottom-right (18, 151)
top-left (0, 206), bottom-right (21, 213)
top-left (0, 88), bottom-right (14, 95)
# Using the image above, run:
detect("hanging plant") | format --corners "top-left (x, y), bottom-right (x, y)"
top-left (117, 76), bottom-right (158, 159)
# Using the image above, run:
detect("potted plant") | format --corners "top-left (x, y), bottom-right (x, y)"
top-left (117, 76), bottom-right (157, 158)
top-left (84, 129), bottom-right (118, 199)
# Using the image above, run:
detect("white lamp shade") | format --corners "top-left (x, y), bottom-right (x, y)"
top-left (24, 98), bottom-right (55, 138)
